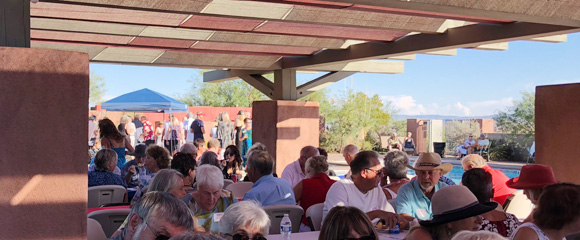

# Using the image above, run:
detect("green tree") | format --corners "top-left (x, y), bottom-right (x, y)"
top-left (495, 91), bottom-right (535, 137)
top-left (176, 71), bottom-right (268, 107)
top-left (445, 120), bottom-right (481, 155)
top-left (89, 71), bottom-right (107, 106)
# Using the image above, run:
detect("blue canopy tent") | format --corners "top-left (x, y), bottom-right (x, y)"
top-left (102, 88), bottom-right (188, 113)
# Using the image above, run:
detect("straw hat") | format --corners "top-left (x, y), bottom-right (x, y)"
top-left (506, 164), bottom-right (557, 189)
top-left (419, 185), bottom-right (497, 227)
top-left (407, 152), bottom-right (453, 175)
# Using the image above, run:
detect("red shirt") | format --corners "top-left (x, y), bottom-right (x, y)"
top-left (300, 173), bottom-right (336, 225)
top-left (483, 165), bottom-right (516, 205)
top-left (142, 120), bottom-right (153, 141)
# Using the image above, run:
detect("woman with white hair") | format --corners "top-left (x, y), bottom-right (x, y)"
top-left (88, 149), bottom-right (127, 187)
top-left (187, 165), bottom-right (236, 233)
top-left (219, 201), bottom-right (270, 240)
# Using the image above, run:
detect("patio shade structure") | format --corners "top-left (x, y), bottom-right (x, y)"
top-left (101, 88), bottom-right (188, 113)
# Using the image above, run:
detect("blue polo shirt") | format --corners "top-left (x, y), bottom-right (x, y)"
top-left (242, 174), bottom-right (296, 206)
top-left (395, 179), bottom-right (448, 220)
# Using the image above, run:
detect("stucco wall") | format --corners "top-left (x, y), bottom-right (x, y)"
top-left (0, 47), bottom-right (89, 239)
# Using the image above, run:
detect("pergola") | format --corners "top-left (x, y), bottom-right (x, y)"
top-left (1, 1), bottom-right (580, 239)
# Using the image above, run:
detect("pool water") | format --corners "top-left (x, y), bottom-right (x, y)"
top-left (407, 164), bottom-right (521, 185)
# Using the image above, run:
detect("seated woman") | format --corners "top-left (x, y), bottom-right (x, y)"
top-left (199, 151), bottom-right (220, 168)
top-left (219, 201), bottom-right (270, 240)
top-left (462, 168), bottom-right (519, 237)
top-left (171, 152), bottom-right (197, 191)
top-left (511, 183), bottom-right (580, 240)
top-left (179, 143), bottom-right (198, 160)
top-left (451, 230), bottom-right (507, 240)
top-left (380, 151), bottom-right (411, 199)
top-left (223, 145), bottom-right (243, 181)
top-left (406, 185), bottom-right (497, 240)
top-left (187, 165), bottom-right (236, 234)
top-left (387, 133), bottom-right (402, 151)
top-left (319, 206), bottom-right (379, 240)
top-left (293, 155), bottom-right (336, 232)
top-left (88, 149), bottom-right (127, 188)
top-left (403, 132), bottom-right (416, 155)
top-left (505, 164), bottom-right (558, 223)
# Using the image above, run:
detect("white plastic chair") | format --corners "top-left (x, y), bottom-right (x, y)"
top-left (225, 182), bottom-right (254, 199)
top-left (305, 203), bottom-right (324, 231)
top-left (88, 185), bottom-right (126, 208)
top-left (504, 190), bottom-right (534, 220)
top-left (263, 205), bottom-right (304, 234)
top-left (87, 218), bottom-right (107, 240)
top-left (223, 179), bottom-right (234, 189)
top-left (88, 208), bottom-right (131, 238)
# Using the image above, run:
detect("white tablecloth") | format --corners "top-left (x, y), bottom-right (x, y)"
top-left (268, 230), bottom-right (406, 240)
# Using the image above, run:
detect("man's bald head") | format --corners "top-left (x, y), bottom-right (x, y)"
top-left (342, 144), bottom-right (359, 165)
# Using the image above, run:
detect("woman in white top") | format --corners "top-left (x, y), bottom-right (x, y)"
top-left (511, 183), bottom-right (580, 240)
top-left (164, 116), bottom-right (183, 155)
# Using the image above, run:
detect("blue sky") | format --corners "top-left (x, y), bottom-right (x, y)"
top-left (92, 32), bottom-right (580, 117)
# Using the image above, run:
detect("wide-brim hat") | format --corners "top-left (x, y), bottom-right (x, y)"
top-left (506, 164), bottom-right (557, 189)
top-left (420, 185), bottom-right (497, 227)
top-left (407, 152), bottom-right (453, 175)
top-left (128, 143), bottom-right (147, 157)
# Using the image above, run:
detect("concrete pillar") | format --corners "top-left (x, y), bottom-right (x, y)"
top-left (0, 47), bottom-right (89, 239)
top-left (0, 0), bottom-right (31, 47)
top-left (252, 101), bottom-right (319, 175)
top-left (536, 83), bottom-right (580, 184)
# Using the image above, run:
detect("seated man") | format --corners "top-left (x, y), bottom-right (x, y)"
top-left (342, 144), bottom-right (359, 179)
top-left (396, 152), bottom-right (451, 221)
top-left (281, 145), bottom-right (319, 187)
top-left (121, 144), bottom-right (152, 188)
top-left (461, 154), bottom-right (515, 205)
top-left (323, 151), bottom-right (406, 229)
top-left (111, 191), bottom-right (194, 240)
top-left (474, 133), bottom-right (490, 153)
top-left (387, 133), bottom-right (402, 151)
top-left (243, 150), bottom-right (296, 206)
top-left (456, 135), bottom-right (476, 157)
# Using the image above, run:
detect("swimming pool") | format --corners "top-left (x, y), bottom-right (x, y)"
top-left (407, 164), bottom-right (521, 185)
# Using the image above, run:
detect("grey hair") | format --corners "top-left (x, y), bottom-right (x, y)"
top-left (300, 146), bottom-right (319, 158)
top-left (186, 112), bottom-right (194, 118)
top-left (169, 232), bottom-right (224, 240)
top-left (246, 142), bottom-right (267, 161)
top-left (383, 151), bottom-right (410, 179)
top-left (94, 148), bottom-right (118, 171)
top-left (342, 144), bottom-right (359, 156)
top-left (247, 151), bottom-right (274, 176)
top-left (451, 230), bottom-right (507, 240)
top-left (461, 154), bottom-right (487, 168)
top-left (180, 143), bottom-right (197, 155)
top-left (122, 191), bottom-right (194, 238)
top-left (196, 165), bottom-right (224, 190)
top-left (305, 156), bottom-right (329, 178)
top-left (148, 169), bottom-right (184, 192)
top-left (219, 201), bottom-right (270, 236)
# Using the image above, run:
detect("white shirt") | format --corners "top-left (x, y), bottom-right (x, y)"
top-left (184, 118), bottom-right (194, 142)
top-left (323, 179), bottom-right (395, 223)
top-left (281, 160), bottom-right (305, 187)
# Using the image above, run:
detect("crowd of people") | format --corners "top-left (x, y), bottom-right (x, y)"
top-left (87, 113), bottom-right (580, 240)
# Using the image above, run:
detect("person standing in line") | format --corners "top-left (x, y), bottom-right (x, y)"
top-left (240, 118), bottom-right (252, 165)
top-left (99, 118), bottom-right (135, 169)
top-left (155, 121), bottom-right (164, 146)
top-left (216, 112), bottom-right (235, 148)
top-left (133, 114), bottom-right (143, 144)
top-left (183, 112), bottom-right (195, 144)
top-left (164, 115), bottom-right (183, 155)
top-left (125, 115), bottom-right (137, 148)
top-left (141, 115), bottom-right (154, 146)
top-left (191, 112), bottom-right (205, 141)
top-left (88, 115), bottom-right (98, 147)
top-left (234, 112), bottom-right (245, 155)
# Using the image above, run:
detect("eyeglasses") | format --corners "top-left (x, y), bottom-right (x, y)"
top-left (145, 221), bottom-right (170, 240)
top-left (365, 168), bottom-right (384, 176)
top-left (227, 233), bottom-right (267, 240)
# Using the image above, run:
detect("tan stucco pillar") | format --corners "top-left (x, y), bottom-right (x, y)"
top-left (0, 47), bottom-right (89, 239)
top-left (252, 101), bottom-right (319, 175)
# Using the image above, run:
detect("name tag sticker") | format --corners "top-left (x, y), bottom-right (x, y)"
top-left (214, 213), bottom-right (224, 222)
top-left (417, 209), bottom-right (428, 219)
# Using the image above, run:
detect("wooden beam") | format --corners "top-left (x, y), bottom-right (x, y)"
top-left (318, 0), bottom-right (580, 27)
top-left (302, 60), bottom-right (403, 74)
top-left (273, 69), bottom-right (297, 100)
top-left (529, 34), bottom-right (567, 43)
top-left (297, 71), bottom-right (355, 98)
top-left (0, 0), bottom-right (31, 47)
top-left (472, 42), bottom-right (508, 51)
top-left (281, 22), bottom-right (579, 69)
top-left (203, 69), bottom-right (270, 83)
top-left (239, 74), bottom-right (275, 99)
top-left (424, 49), bottom-right (457, 56)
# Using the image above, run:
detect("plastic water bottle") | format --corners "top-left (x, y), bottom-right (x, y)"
top-left (280, 213), bottom-right (292, 240)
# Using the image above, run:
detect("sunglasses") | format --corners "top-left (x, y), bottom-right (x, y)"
top-left (230, 233), bottom-right (267, 240)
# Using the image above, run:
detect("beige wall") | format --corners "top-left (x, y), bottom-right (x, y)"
top-left (252, 101), bottom-right (319, 175)
top-left (536, 83), bottom-right (580, 184)
top-left (0, 47), bottom-right (89, 239)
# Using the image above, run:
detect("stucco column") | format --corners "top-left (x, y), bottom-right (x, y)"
top-left (252, 101), bottom-right (320, 175)
top-left (0, 47), bottom-right (89, 239)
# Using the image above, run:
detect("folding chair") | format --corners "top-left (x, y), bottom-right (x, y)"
top-left (223, 179), bottom-right (234, 189)
top-left (88, 208), bottom-right (131, 238)
top-left (305, 203), bottom-right (324, 231)
top-left (503, 190), bottom-right (534, 221)
top-left (87, 218), bottom-right (107, 240)
top-left (225, 182), bottom-right (254, 199)
top-left (263, 205), bottom-right (304, 234)
top-left (88, 185), bottom-right (126, 208)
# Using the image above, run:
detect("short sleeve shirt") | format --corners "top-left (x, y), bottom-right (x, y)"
top-left (242, 175), bottom-right (296, 206)
top-left (323, 179), bottom-right (395, 222)
top-left (192, 119), bottom-right (205, 140)
top-left (396, 179), bottom-right (448, 220)
top-left (281, 160), bottom-right (305, 187)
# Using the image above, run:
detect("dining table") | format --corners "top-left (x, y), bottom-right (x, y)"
top-left (268, 230), bottom-right (407, 240)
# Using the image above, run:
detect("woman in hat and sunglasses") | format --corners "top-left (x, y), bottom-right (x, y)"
top-left (505, 164), bottom-right (558, 223)
top-left (406, 185), bottom-right (498, 240)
